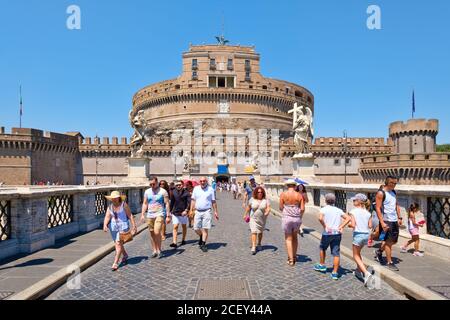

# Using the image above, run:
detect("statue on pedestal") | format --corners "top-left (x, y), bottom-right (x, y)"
top-left (288, 103), bottom-right (314, 156)
top-left (129, 110), bottom-right (149, 158)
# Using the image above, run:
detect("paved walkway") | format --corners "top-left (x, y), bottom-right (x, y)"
top-left (271, 200), bottom-right (450, 299)
top-left (0, 217), bottom-right (145, 299)
top-left (47, 193), bottom-right (404, 300)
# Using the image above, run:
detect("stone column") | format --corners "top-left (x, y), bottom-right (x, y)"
top-left (73, 193), bottom-right (98, 232)
top-left (14, 198), bottom-right (55, 254)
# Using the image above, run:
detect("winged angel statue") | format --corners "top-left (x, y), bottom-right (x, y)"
top-left (288, 103), bottom-right (314, 155)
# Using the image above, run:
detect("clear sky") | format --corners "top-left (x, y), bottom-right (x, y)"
top-left (0, 0), bottom-right (449, 144)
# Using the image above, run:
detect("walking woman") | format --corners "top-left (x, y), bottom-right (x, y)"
top-left (348, 194), bottom-right (374, 287)
top-left (279, 179), bottom-right (305, 266)
top-left (103, 191), bottom-right (137, 271)
top-left (159, 180), bottom-right (171, 240)
top-left (243, 186), bottom-right (271, 255)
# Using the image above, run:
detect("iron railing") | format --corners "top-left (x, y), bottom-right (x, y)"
top-left (48, 195), bottom-right (73, 228)
top-left (95, 191), bottom-right (108, 215)
top-left (335, 190), bottom-right (347, 212)
top-left (0, 200), bottom-right (11, 241)
top-left (427, 197), bottom-right (450, 239)
top-left (313, 189), bottom-right (321, 207)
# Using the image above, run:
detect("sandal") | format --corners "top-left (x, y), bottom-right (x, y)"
top-left (121, 254), bottom-right (129, 264)
top-left (111, 263), bottom-right (119, 271)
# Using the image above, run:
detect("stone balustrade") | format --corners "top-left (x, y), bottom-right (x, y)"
top-left (0, 184), bottom-right (148, 260)
top-left (264, 182), bottom-right (450, 260)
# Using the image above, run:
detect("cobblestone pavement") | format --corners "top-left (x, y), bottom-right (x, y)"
top-left (47, 193), bottom-right (405, 300)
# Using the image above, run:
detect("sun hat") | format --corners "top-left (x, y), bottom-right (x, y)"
top-left (284, 178), bottom-right (298, 186)
top-left (351, 193), bottom-right (368, 202)
top-left (105, 190), bottom-right (126, 201)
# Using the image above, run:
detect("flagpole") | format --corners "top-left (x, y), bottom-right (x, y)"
top-left (412, 89), bottom-right (415, 119)
top-left (19, 85), bottom-right (23, 128)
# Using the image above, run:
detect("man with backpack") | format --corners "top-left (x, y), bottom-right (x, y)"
top-left (374, 176), bottom-right (403, 271)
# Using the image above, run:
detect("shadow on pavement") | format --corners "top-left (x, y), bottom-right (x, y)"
top-left (0, 258), bottom-right (54, 271)
top-left (126, 256), bottom-right (149, 265)
top-left (260, 245), bottom-right (278, 252)
top-left (206, 242), bottom-right (227, 250)
top-left (296, 255), bottom-right (312, 263)
top-left (162, 249), bottom-right (185, 257)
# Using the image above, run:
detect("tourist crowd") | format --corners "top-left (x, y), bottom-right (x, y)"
top-left (103, 175), bottom-right (424, 289)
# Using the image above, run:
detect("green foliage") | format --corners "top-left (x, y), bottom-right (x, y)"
top-left (436, 144), bottom-right (450, 152)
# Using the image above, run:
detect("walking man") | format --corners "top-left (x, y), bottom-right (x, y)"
top-left (374, 176), bottom-right (403, 271)
top-left (140, 176), bottom-right (171, 258)
top-left (243, 176), bottom-right (258, 208)
top-left (170, 180), bottom-right (191, 248)
top-left (190, 177), bottom-right (219, 252)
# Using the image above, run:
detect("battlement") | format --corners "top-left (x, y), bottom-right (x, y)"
top-left (0, 127), bottom-right (79, 149)
top-left (81, 136), bottom-right (129, 145)
top-left (313, 137), bottom-right (390, 147)
top-left (389, 118), bottom-right (439, 137)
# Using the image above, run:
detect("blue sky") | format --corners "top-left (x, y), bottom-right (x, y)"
top-left (0, 0), bottom-right (449, 144)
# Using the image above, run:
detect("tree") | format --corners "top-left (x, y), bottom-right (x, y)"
top-left (436, 144), bottom-right (450, 153)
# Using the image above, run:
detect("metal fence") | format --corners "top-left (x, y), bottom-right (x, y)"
top-left (427, 197), bottom-right (450, 239)
top-left (313, 189), bottom-right (321, 207)
top-left (335, 190), bottom-right (347, 211)
top-left (48, 195), bottom-right (73, 228)
top-left (0, 200), bottom-right (11, 241)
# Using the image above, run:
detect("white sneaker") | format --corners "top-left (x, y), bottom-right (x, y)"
top-left (400, 247), bottom-right (407, 253)
top-left (413, 251), bottom-right (424, 257)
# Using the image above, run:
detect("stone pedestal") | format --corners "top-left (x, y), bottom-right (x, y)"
top-left (292, 153), bottom-right (316, 179)
top-left (123, 157), bottom-right (150, 184)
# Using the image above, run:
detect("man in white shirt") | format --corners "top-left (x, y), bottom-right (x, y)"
top-left (314, 193), bottom-right (351, 280)
top-left (190, 177), bottom-right (219, 252)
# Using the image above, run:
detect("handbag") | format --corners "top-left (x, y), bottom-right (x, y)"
top-left (120, 230), bottom-right (133, 243)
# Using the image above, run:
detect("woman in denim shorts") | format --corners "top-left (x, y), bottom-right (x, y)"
top-left (349, 194), bottom-right (374, 288)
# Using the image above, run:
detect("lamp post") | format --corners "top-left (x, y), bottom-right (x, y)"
top-left (95, 135), bottom-right (99, 185)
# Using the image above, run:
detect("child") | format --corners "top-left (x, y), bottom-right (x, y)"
top-left (348, 194), bottom-right (374, 288)
top-left (314, 193), bottom-right (351, 280)
top-left (401, 203), bottom-right (425, 256)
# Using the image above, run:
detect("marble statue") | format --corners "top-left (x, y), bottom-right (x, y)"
top-left (288, 103), bottom-right (314, 155)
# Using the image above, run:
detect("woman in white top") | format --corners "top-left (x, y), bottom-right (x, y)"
top-left (348, 193), bottom-right (373, 287)
top-left (243, 186), bottom-right (271, 255)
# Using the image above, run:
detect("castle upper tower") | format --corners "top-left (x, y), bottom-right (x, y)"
top-left (389, 119), bottom-right (439, 154)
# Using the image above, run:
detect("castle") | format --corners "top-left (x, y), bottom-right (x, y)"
top-left (1, 44), bottom-right (448, 186)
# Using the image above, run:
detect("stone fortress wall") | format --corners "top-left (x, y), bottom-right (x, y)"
top-left (0, 127), bottom-right (80, 185)
top-left (360, 119), bottom-right (450, 185)
top-left (130, 45), bottom-right (314, 137)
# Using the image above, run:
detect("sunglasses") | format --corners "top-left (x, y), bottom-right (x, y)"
top-left (257, 191), bottom-right (264, 194)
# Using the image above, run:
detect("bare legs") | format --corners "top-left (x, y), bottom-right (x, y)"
top-left (195, 229), bottom-right (209, 243)
top-left (161, 221), bottom-right (166, 241)
top-left (173, 224), bottom-right (187, 244)
top-left (251, 233), bottom-right (257, 251)
top-left (149, 227), bottom-right (162, 254)
top-left (403, 235), bottom-right (420, 252)
top-left (319, 249), bottom-right (339, 273)
top-left (285, 229), bottom-right (299, 265)
top-left (352, 245), bottom-right (368, 275)
top-left (112, 242), bottom-right (127, 268)
top-left (381, 241), bottom-right (394, 264)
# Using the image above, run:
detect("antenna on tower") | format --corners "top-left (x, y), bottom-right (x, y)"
top-left (215, 11), bottom-right (230, 45)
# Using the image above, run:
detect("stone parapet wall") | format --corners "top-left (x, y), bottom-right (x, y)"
top-left (0, 185), bottom-right (148, 260)
top-left (360, 153), bottom-right (450, 185)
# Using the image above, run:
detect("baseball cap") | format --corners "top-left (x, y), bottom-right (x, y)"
top-left (351, 193), bottom-right (368, 202)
